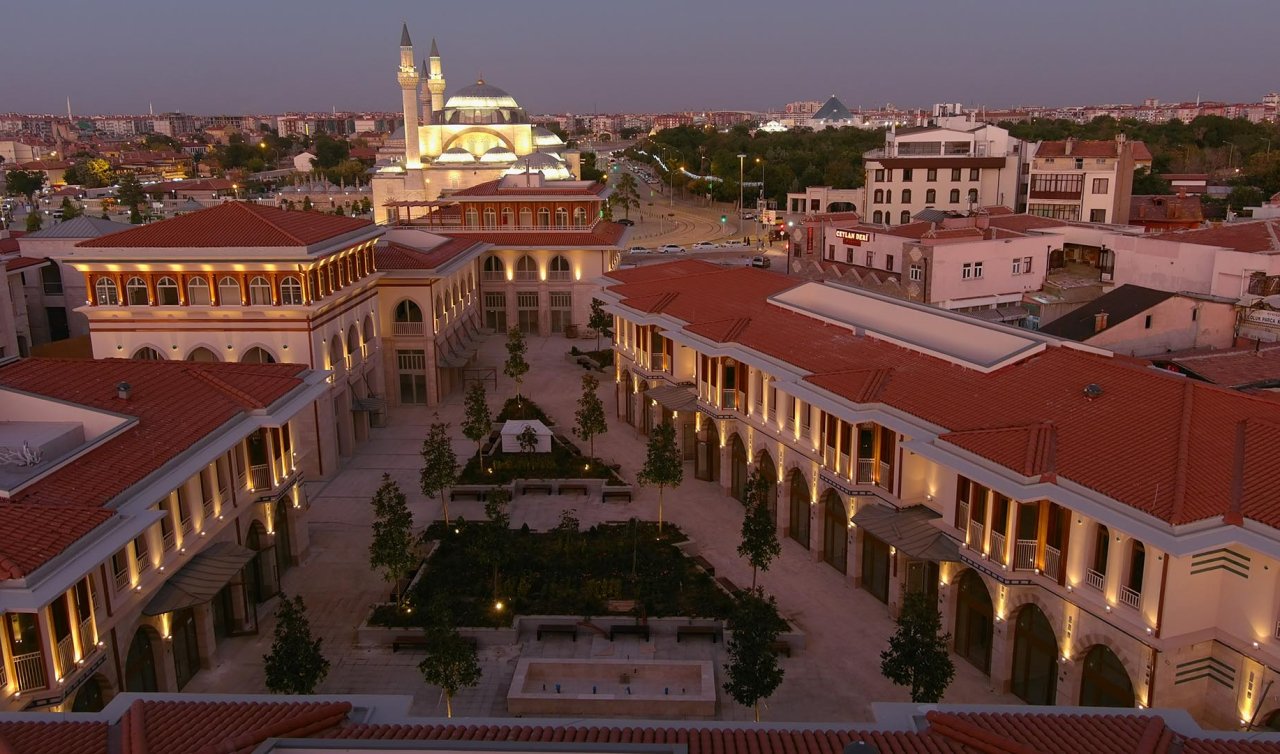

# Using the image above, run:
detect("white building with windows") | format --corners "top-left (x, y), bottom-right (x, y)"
top-left (1027, 137), bottom-right (1153, 224)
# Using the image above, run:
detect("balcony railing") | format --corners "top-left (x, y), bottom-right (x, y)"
top-left (135, 554), bottom-right (150, 574)
top-left (856, 458), bottom-right (875, 484)
top-left (1044, 545), bottom-right (1062, 580)
top-left (877, 461), bottom-right (891, 489)
top-left (1119, 585), bottom-right (1142, 610)
top-left (393, 321), bottom-right (425, 337)
top-left (13, 651), bottom-right (46, 692)
top-left (202, 497), bottom-right (214, 519)
top-left (78, 618), bottom-right (95, 657)
top-left (113, 569), bottom-right (130, 593)
top-left (957, 502), bottom-right (969, 533)
top-left (967, 520), bottom-right (984, 550)
top-left (1014, 539), bottom-right (1038, 570)
top-left (249, 464), bottom-right (272, 492)
top-left (1085, 568), bottom-right (1105, 591)
top-left (162, 528), bottom-right (176, 551)
top-left (989, 531), bottom-right (1007, 564)
top-left (0, 655), bottom-right (6, 690)
top-left (55, 634), bottom-right (75, 677)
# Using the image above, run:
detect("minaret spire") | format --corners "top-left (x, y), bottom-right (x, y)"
top-left (428, 38), bottom-right (446, 118)
top-left (396, 24), bottom-right (424, 186)
top-left (400, 22), bottom-right (412, 47)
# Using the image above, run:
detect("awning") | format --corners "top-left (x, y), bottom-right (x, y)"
top-left (645, 385), bottom-right (698, 412)
top-left (850, 504), bottom-right (961, 562)
top-left (143, 541), bottom-right (256, 616)
top-left (353, 395), bottom-right (388, 413)
top-left (968, 305), bottom-right (1030, 324)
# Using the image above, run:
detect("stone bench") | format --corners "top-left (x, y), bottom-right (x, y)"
top-left (449, 486), bottom-right (491, 502)
top-left (609, 624), bottom-right (650, 641)
top-left (676, 625), bottom-right (721, 643)
top-left (602, 486), bottom-right (633, 503)
top-left (691, 555), bottom-right (715, 576)
top-left (536, 623), bottom-right (579, 641)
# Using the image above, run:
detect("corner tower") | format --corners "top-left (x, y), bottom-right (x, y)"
top-left (396, 23), bottom-right (423, 176)
top-left (428, 38), bottom-right (446, 119)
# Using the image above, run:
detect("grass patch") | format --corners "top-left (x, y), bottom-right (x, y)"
top-left (458, 439), bottom-right (620, 484)
top-left (370, 521), bottom-right (731, 628)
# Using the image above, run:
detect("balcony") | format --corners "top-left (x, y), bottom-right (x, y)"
top-left (967, 520), bottom-right (985, 550)
top-left (393, 321), bottom-right (424, 337)
top-left (202, 497), bottom-right (214, 519)
top-left (989, 531), bottom-right (1007, 564)
top-left (249, 464), bottom-right (272, 492)
top-left (77, 618), bottom-right (95, 658)
top-left (1119, 585), bottom-right (1142, 610)
top-left (1028, 189), bottom-right (1083, 201)
top-left (113, 569), bottom-right (130, 593)
top-left (0, 656), bottom-right (6, 690)
top-left (55, 635), bottom-right (75, 677)
top-left (1085, 568), bottom-right (1105, 591)
top-left (162, 528), bottom-right (176, 551)
top-left (1014, 539), bottom-right (1037, 570)
top-left (12, 651), bottom-right (46, 692)
top-left (856, 458), bottom-right (875, 485)
top-left (1044, 545), bottom-right (1062, 580)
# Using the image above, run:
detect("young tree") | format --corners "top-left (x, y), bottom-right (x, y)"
top-left (723, 587), bottom-right (786, 722)
top-left (461, 380), bottom-right (492, 458)
top-left (59, 196), bottom-right (82, 220)
top-left (420, 420), bottom-right (459, 523)
top-left (880, 592), bottom-right (956, 704)
top-left (302, 196), bottom-right (314, 211)
top-left (262, 594), bottom-right (330, 694)
top-left (4, 169), bottom-right (45, 204)
top-left (24, 211), bottom-right (41, 232)
top-left (369, 474), bottom-right (416, 605)
top-left (612, 172), bottom-right (640, 220)
top-left (115, 172), bottom-right (145, 215)
top-left (573, 373), bottom-right (607, 458)
top-left (418, 625), bottom-right (482, 718)
top-left (637, 422), bottom-right (682, 533)
top-left (737, 468), bottom-right (780, 589)
top-left (587, 298), bottom-right (613, 352)
top-left (517, 423), bottom-right (539, 454)
top-left (504, 326), bottom-right (529, 404)
top-left (475, 488), bottom-right (512, 599)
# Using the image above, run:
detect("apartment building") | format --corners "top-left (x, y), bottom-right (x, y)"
top-left (1027, 137), bottom-right (1153, 224)
top-left (602, 259), bottom-right (1280, 728)
top-left (862, 121), bottom-right (1027, 224)
top-left (0, 357), bottom-right (327, 712)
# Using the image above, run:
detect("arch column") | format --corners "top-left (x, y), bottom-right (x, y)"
top-left (776, 469), bottom-right (791, 540)
top-left (990, 607), bottom-right (1014, 693)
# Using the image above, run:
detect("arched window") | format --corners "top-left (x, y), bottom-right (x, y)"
top-left (483, 255), bottom-right (506, 282)
top-left (328, 335), bottom-right (342, 370)
top-left (873, 189), bottom-right (884, 203)
top-left (468, 271), bottom-right (475, 293)
top-left (549, 254), bottom-right (571, 281)
top-left (451, 283), bottom-right (461, 310)
top-left (950, 189), bottom-right (961, 204)
top-left (519, 207), bottom-right (532, 226)
top-left (515, 254), bottom-right (537, 281)
top-left (187, 276), bottom-right (211, 306)
top-left (186, 346), bottom-right (219, 362)
top-left (537, 208), bottom-right (551, 227)
top-left (394, 299), bottom-right (423, 323)
top-left (279, 275), bottom-right (303, 306)
top-left (884, 212), bottom-right (892, 226)
top-left (968, 188), bottom-right (979, 204)
top-left (96, 277), bottom-right (119, 306)
top-left (363, 314), bottom-right (375, 345)
top-left (155, 276), bottom-right (179, 306)
top-left (218, 276), bottom-right (241, 305)
top-left (347, 325), bottom-right (359, 355)
top-left (900, 210), bottom-right (911, 224)
top-left (1126, 542), bottom-right (1146, 597)
top-left (872, 210), bottom-right (883, 223)
top-left (241, 347), bottom-right (276, 364)
top-left (482, 208), bottom-right (497, 227)
top-left (885, 190), bottom-right (892, 204)
top-left (501, 207), bottom-right (514, 226)
top-left (925, 189), bottom-right (936, 204)
top-left (132, 346), bottom-right (164, 361)
top-left (554, 207), bottom-right (569, 227)
top-left (435, 295), bottom-right (445, 322)
top-left (572, 207), bottom-right (588, 226)
top-left (125, 277), bottom-right (148, 306)
top-left (248, 276), bottom-right (272, 306)
top-left (901, 188), bottom-right (912, 204)
top-left (464, 208), bottom-right (479, 227)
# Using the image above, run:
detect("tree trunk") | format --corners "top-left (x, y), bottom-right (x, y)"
top-left (751, 565), bottom-right (758, 590)
top-left (445, 692), bottom-right (453, 718)
top-left (658, 486), bottom-right (664, 533)
top-left (441, 490), bottom-right (450, 524)
top-left (753, 701), bottom-right (760, 722)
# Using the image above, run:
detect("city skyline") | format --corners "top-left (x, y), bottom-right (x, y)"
top-left (3, 0), bottom-right (1277, 115)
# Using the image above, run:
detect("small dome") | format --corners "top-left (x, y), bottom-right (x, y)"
top-left (479, 146), bottom-right (517, 163)
top-left (533, 126), bottom-right (565, 147)
top-left (507, 151), bottom-right (572, 180)
top-left (445, 80), bottom-right (520, 111)
top-left (435, 147), bottom-right (477, 164)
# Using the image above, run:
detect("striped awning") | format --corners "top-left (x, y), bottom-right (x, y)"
top-left (850, 504), bottom-right (961, 562)
top-left (143, 541), bottom-right (256, 616)
top-left (645, 385), bottom-right (698, 412)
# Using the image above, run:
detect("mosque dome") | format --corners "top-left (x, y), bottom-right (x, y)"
top-left (443, 79), bottom-right (528, 125)
top-left (507, 151), bottom-right (572, 181)
top-left (479, 145), bottom-right (518, 163)
top-left (532, 126), bottom-right (565, 147)
top-left (435, 147), bottom-right (477, 164)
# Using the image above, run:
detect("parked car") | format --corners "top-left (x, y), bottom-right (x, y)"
top-left (691, 241), bottom-right (718, 250)
top-left (741, 212), bottom-right (756, 220)
top-left (658, 244), bottom-right (686, 254)
top-left (722, 239), bottom-right (748, 247)
top-left (628, 246), bottom-right (650, 254)
top-left (750, 255), bottom-right (771, 268)
top-left (616, 218), bottom-right (635, 226)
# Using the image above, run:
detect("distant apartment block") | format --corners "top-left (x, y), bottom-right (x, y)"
top-left (1026, 137), bottom-right (1153, 224)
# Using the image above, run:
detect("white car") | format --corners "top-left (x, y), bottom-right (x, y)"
top-left (722, 239), bottom-right (748, 247)
top-left (658, 244), bottom-right (686, 254)
top-left (627, 246), bottom-right (650, 254)
top-left (691, 241), bottom-right (718, 250)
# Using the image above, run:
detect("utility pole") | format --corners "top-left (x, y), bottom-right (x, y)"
top-left (738, 153), bottom-right (746, 239)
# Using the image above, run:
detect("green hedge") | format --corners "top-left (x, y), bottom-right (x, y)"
top-left (495, 397), bottom-right (553, 425)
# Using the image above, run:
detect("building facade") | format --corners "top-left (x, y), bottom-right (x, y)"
top-left (1027, 137), bottom-right (1153, 224)
top-left (603, 260), bottom-right (1280, 729)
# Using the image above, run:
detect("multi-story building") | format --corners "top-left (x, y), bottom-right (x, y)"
top-left (862, 121), bottom-right (1027, 224)
top-left (602, 259), bottom-right (1280, 728)
top-left (1027, 137), bottom-right (1153, 224)
top-left (52, 202), bottom-right (385, 476)
top-left (0, 356), bottom-right (327, 712)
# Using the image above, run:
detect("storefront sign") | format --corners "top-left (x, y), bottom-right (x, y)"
top-left (1246, 309), bottom-right (1280, 329)
top-left (835, 229), bottom-right (871, 246)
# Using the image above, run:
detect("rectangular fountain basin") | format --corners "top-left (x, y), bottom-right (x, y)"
top-left (507, 658), bottom-right (715, 717)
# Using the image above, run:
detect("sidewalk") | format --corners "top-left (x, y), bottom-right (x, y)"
top-left (184, 332), bottom-right (1018, 721)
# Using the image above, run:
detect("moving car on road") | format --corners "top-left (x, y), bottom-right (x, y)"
top-left (658, 244), bottom-right (686, 254)
top-left (616, 218), bottom-right (635, 226)
top-left (691, 241), bottom-right (718, 250)
top-left (750, 255), bottom-right (771, 268)
top-left (627, 246), bottom-right (650, 254)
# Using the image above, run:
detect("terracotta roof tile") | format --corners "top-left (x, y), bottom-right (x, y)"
top-left (376, 238), bottom-right (482, 270)
top-left (0, 720), bottom-right (108, 754)
top-left (1036, 140), bottom-right (1153, 161)
top-left (4, 255), bottom-right (44, 273)
top-left (1161, 344), bottom-right (1280, 387)
top-left (77, 202), bottom-right (374, 248)
top-left (442, 221), bottom-right (625, 248)
top-left (120, 699), bottom-right (352, 754)
top-left (0, 505), bottom-right (116, 579)
top-left (1150, 219), bottom-right (1280, 253)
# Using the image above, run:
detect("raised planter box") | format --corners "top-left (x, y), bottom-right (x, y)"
top-left (508, 658), bottom-right (715, 717)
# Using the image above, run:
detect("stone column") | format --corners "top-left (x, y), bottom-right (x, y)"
top-left (192, 604), bottom-right (218, 670)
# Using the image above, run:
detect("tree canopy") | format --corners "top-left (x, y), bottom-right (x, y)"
top-left (262, 594), bottom-right (330, 694)
top-left (880, 592), bottom-right (956, 703)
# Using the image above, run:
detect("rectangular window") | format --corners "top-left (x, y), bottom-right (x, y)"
top-left (1028, 204), bottom-right (1082, 221)
top-left (1030, 174), bottom-right (1084, 194)
top-left (1092, 177), bottom-right (1109, 194)
top-left (969, 168), bottom-right (980, 181)
top-left (845, 248), bottom-right (854, 264)
top-left (973, 261), bottom-right (983, 278)
top-left (874, 169), bottom-right (885, 182)
top-left (950, 168), bottom-right (962, 181)
top-left (483, 291), bottom-right (506, 332)
top-left (828, 243), bottom-right (835, 259)
top-left (865, 250), bottom-right (874, 267)
top-left (800, 401), bottom-right (811, 432)
top-left (1023, 256), bottom-right (1032, 274)
top-left (926, 168), bottom-right (937, 182)
top-left (962, 263), bottom-right (973, 280)
top-left (1090, 209), bottom-right (1107, 223)
top-left (549, 291), bottom-right (572, 334)
top-left (1144, 314), bottom-right (1153, 329)
top-left (909, 264), bottom-right (922, 281)
top-left (397, 349), bottom-right (427, 405)
top-left (902, 168), bottom-right (913, 181)
top-left (1012, 258), bottom-right (1023, 275)
top-left (158, 503), bottom-right (175, 550)
top-left (885, 254), bottom-right (894, 271)
top-left (216, 455), bottom-right (231, 496)
top-left (176, 489), bottom-right (192, 533)
top-left (133, 535), bottom-right (149, 573)
top-left (516, 291), bottom-right (539, 334)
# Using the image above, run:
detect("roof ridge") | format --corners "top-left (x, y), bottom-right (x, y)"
top-left (191, 701), bottom-right (353, 754)
top-left (1169, 379), bottom-right (1195, 522)
top-left (231, 202), bottom-right (309, 245)
top-left (181, 365), bottom-right (269, 409)
top-left (1133, 715), bottom-right (1170, 754)
top-left (923, 712), bottom-right (1038, 754)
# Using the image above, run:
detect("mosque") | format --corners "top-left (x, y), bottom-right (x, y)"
top-left (371, 25), bottom-right (581, 222)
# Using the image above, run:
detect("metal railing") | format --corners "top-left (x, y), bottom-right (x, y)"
top-left (12, 651), bottom-right (46, 692)
top-left (877, 461), bottom-right (891, 489)
top-left (162, 528), bottom-right (176, 551)
top-left (393, 321), bottom-right (424, 337)
top-left (1014, 539), bottom-right (1038, 570)
top-left (1085, 568), bottom-right (1105, 591)
top-left (989, 531), bottom-right (1007, 563)
top-left (250, 464), bottom-right (272, 492)
top-left (55, 635), bottom-right (75, 677)
top-left (856, 458), bottom-right (875, 484)
top-left (1043, 545), bottom-right (1062, 580)
top-left (0, 655), bottom-right (6, 690)
top-left (114, 569), bottom-right (130, 593)
top-left (1119, 585), bottom-right (1142, 610)
top-left (135, 554), bottom-right (150, 574)
top-left (957, 502), bottom-right (969, 533)
top-left (202, 497), bottom-right (214, 519)
top-left (78, 618), bottom-right (95, 657)
top-left (967, 520), bottom-right (985, 550)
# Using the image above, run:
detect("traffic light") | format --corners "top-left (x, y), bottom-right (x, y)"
top-left (720, 215), bottom-right (726, 224)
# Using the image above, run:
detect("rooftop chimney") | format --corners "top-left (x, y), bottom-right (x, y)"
top-left (1064, 138), bottom-right (1074, 156)
top-left (116, 381), bottom-right (132, 400)
top-left (1093, 311), bottom-right (1109, 334)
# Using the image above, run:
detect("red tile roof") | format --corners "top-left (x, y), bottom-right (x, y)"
top-left (1161, 344), bottom-right (1280, 387)
top-left (1150, 220), bottom-right (1280, 253)
top-left (77, 202), bottom-right (374, 248)
top-left (1037, 139), bottom-right (1154, 162)
top-left (4, 256), bottom-right (46, 273)
top-left (0, 358), bottom-right (308, 576)
top-left (120, 699), bottom-right (352, 754)
top-left (0, 720), bottom-right (109, 754)
top-left (450, 179), bottom-right (609, 197)
top-left (443, 221), bottom-right (625, 248)
top-left (376, 237), bottom-right (482, 270)
top-left (604, 264), bottom-right (1280, 528)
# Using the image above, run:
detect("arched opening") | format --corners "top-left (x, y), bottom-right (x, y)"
top-left (155, 276), bottom-right (179, 306)
top-left (245, 520), bottom-right (277, 606)
top-left (873, 189), bottom-right (884, 203)
top-left (484, 255), bottom-right (506, 282)
top-left (363, 314), bottom-right (375, 346)
top-left (925, 189), bottom-right (936, 204)
top-left (537, 208), bottom-right (551, 227)
top-left (872, 210), bottom-right (883, 224)
top-left (124, 626), bottom-right (160, 692)
top-left (125, 277), bottom-right (148, 306)
top-left (787, 470), bottom-right (810, 548)
top-left (1079, 644), bottom-right (1135, 708)
top-left (70, 674), bottom-right (109, 712)
top-left (954, 569), bottom-right (994, 674)
top-left (729, 434), bottom-right (748, 502)
top-left (170, 606), bottom-right (200, 690)
top-left (346, 324), bottom-right (360, 361)
top-left (329, 335), bottom-right (342, 370)
top-left (554, 207), bottom-right (569, 227)
top-left (280, 275), bottom-right (303, 306)
top-left (756, 450), bottom-right (777, 524)
top-left (248, 275), bottom-right (272, 306)
top-left (573, 207), bottom-right (588, 226)
top-left (697, 419), bottom-right (721, 482)
top-left (821, 491), bottom-right (847, 573)
top-left (482, 208), bottom-right (497, 227)
top-left (1011, 604), bottom-right (1059, 705)
top-left (187, 276), bottom-right (211, 306)
top-left (549, 255), bottom-right (571, 281)
top-left (901, 189), bottom-right (912, 204)
top-left (515, 254), bottom-right (537, 281)
top-left (241, 347), bottom-right (276, 364)
top-left (394, 299), bottom-right (423, 325)
top-left (218, 276), bottom-right (241, 306)
top-left (186, 346), bottom-right (219, 362)
top-left (900, 210), bottom-right (911, 224)
top-left (967, 188), bottom-right (979, 204)
top-left (273, 501), bottom-right (293, 582)
top-left (501, 208), bottom-right (514, 226)
top-left (95, 277), bottom-right (119, 306)
top-left (132, 346), bottom-right (164, 361)
top-left (949, 189), bottom-right (961, 204)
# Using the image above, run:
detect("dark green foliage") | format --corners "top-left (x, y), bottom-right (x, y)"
top-left (369, 474), bottom-right (416, 603)
top-left (115, 172), bottom-right (145, 213)
top-left (5, 170), bottom-right (45, 202)
top-left (494, 396), bottom-right (552, 425)
top-left (573, 373), bottom-right (607, 457)
top-left (24, 212), bottom-right (41, 232)
top-left (723, 587), bottom-right (787, 721)
top-left (504, 327), bottom-right (530, 402)
top-left (59, 197), bottom-right (83, 219)
top-left (637, 422), bottom-right (683, 532)
top-left (457, 436), bottom-right (619, 484)
top-left (418, 615), bottom-right (481, 718)
top-left (588, 298), bottom-right (613, 352)
top-left (880, 592), bottom-right (956, 703)
top-left (263, 595), bottom-right (330, 694)
top-left (461, 380), bottom-right (492, 457)
top-left (738, 468), bottom-right (780, 589)
top-left (420, 422), bottom-right (459, 522)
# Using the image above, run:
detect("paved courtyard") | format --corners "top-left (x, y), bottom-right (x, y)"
top-left (185, 332), bottom-right (1019, 720)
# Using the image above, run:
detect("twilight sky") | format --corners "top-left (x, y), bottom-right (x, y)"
top-left (4, 0), bottom-right (1276, 115)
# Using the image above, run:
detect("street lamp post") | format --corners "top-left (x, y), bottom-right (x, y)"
top-left (755, 156), bottom-right (766, 244)
top-left (737, 153), bottom-right (746, 239)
